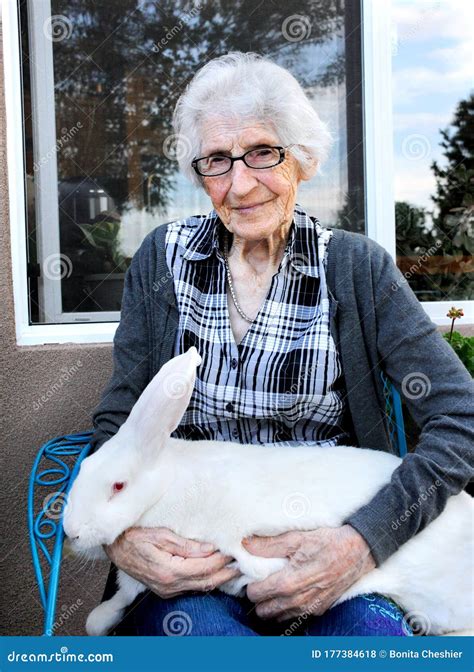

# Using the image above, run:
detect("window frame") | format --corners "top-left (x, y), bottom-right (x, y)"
top-left (4, 0), bottom-right (472, 346)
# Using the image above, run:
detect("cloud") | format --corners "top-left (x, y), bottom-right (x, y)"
top-left (393, 111), bottom-right (452, 132)
top-left (392, 1), bottom-right (473, 105)
top-left (392, 60), bottom-right (472, 105)
top-left (393, 1), bottom-right (474, 45)
top-left (394, 165), bottom-right (437, 210)
top-left (427, 40), bottom-right (473, 76)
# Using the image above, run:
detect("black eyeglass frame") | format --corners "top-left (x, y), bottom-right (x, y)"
top-left (191, 145), bottom-right (289, 177)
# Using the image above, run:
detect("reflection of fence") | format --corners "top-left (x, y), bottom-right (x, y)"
top-left (397, 255), bottom-right (473, 276)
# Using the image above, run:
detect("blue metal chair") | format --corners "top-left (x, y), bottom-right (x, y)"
top-left (28, 374), bottom-right (407, 636)
top-left (380, 372), bottom-right (408, 458)
top-left (28, 431), bottom-right (93, 636)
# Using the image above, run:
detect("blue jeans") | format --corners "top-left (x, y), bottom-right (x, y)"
top-left (127, 590), bottom-right (414, 636)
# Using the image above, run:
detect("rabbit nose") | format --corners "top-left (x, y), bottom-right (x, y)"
top-left (64, 524), bottom-right (80, 540)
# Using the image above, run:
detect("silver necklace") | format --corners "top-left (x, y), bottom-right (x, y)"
top-left (222, 229), bottom-right (255, 324)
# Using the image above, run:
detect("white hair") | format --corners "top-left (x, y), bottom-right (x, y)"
top-left (172, 51), bottom-right (334, 187)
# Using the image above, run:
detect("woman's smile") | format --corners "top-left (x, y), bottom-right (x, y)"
top-left (233, 199), bottom-right (272, 215)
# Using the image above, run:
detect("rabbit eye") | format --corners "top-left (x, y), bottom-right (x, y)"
top-left (112, 481), bottom-right (126, 493)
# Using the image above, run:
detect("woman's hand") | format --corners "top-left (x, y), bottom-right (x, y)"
top-left (243, 525), bottom-right (376, 622)
top-left (104, 526), bottom-right (241, 599)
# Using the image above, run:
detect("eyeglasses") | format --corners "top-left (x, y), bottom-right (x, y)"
top-left (191, 145), bottom-right (289, 177)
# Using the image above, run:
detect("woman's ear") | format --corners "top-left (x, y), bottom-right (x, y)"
top-left (297, 150), bottom-right (319, 182)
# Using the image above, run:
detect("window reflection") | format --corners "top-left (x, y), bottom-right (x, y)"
top-left (392, 0), bottom-right (473, 301)
top-left (21, 0), bottom-right (364, 323)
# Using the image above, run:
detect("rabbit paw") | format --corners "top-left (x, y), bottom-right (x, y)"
top-left (86, 601), bottom-right (123, 636)
top-left (236, 552), bottom-right (288, 581)
top-left (220, 575), bottom-right (249, 597)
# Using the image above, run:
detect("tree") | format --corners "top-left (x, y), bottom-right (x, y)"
top-left (394, 201), bottom-right (440, 301)
top-left (429, 94), bottom-right (474, 299)
top-left (50, 0), bottom-right (346, 213)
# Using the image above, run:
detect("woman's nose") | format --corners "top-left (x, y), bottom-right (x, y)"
top-left (228, 160), bottom-right (258, 197)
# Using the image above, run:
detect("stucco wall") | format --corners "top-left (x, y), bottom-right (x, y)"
top-left (0, 21), bottom-right (110, 635)
top-left (1, 20), bottom-right (472, 638)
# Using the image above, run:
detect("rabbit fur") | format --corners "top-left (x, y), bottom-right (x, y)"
top-left (63, 346), bottom-right (473, 637)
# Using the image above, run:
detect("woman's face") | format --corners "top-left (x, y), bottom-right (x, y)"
top-left (199, 118), bottom-right (314, 242)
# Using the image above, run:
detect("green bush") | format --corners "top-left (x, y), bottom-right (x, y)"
top-left (443, 331), bottom-right (474, 377)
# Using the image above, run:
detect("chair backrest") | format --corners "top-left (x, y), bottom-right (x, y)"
top-left (28, 431), bottom-right (93, 636)
top-left (380, 371), bottom-right (408, 457)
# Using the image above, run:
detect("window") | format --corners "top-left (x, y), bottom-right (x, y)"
top-left (8, 1), bottom-right (469, 344)
top-left (392, 0), bottom-right (473, 307)
top-left (19, 0), bottom-right (364, 327)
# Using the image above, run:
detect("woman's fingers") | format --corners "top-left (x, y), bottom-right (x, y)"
top-left (164, 534), bottom-right (217, 558)
top-left (171, 551), bottom-right (236, 579)
top-left (107, 526), bottom-right (242, 597)
top-left (132, 527), bottom-right (217, 558)
top-left (149, 552), bottom-right (241, 597)
top-left (187, 564), bottom-right (242, 592)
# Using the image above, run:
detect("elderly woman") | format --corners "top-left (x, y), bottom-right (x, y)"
top-left (91, 52), bottom-right (473, 637)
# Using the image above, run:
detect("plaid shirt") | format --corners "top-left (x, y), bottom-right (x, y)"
top-left (165, 204), bottom-right (351, 447)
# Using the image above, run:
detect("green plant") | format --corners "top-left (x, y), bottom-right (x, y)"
top-left (443, 307), bottom-right (474, 376)
top-left (443, 331), bottom-right (474, 377)
top-left (78, 218), bottom-right (128, 272)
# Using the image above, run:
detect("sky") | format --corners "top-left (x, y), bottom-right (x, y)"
top-left (392, 0), bottom-right (473, 215)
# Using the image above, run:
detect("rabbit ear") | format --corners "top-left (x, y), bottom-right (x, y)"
top-left (120, 346), bottom-right (202, 456)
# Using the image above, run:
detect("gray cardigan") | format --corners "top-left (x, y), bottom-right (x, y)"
top-left (90, 222), bottom-right (473, 566)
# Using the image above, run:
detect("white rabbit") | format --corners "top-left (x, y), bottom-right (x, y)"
top-left (63, 346), bottom-right (473, 637)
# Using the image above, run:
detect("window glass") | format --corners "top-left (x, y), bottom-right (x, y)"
top-left (21, 0), bottom-right (364, 323)
top-left (392, 0), bottom-right (473, 301)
